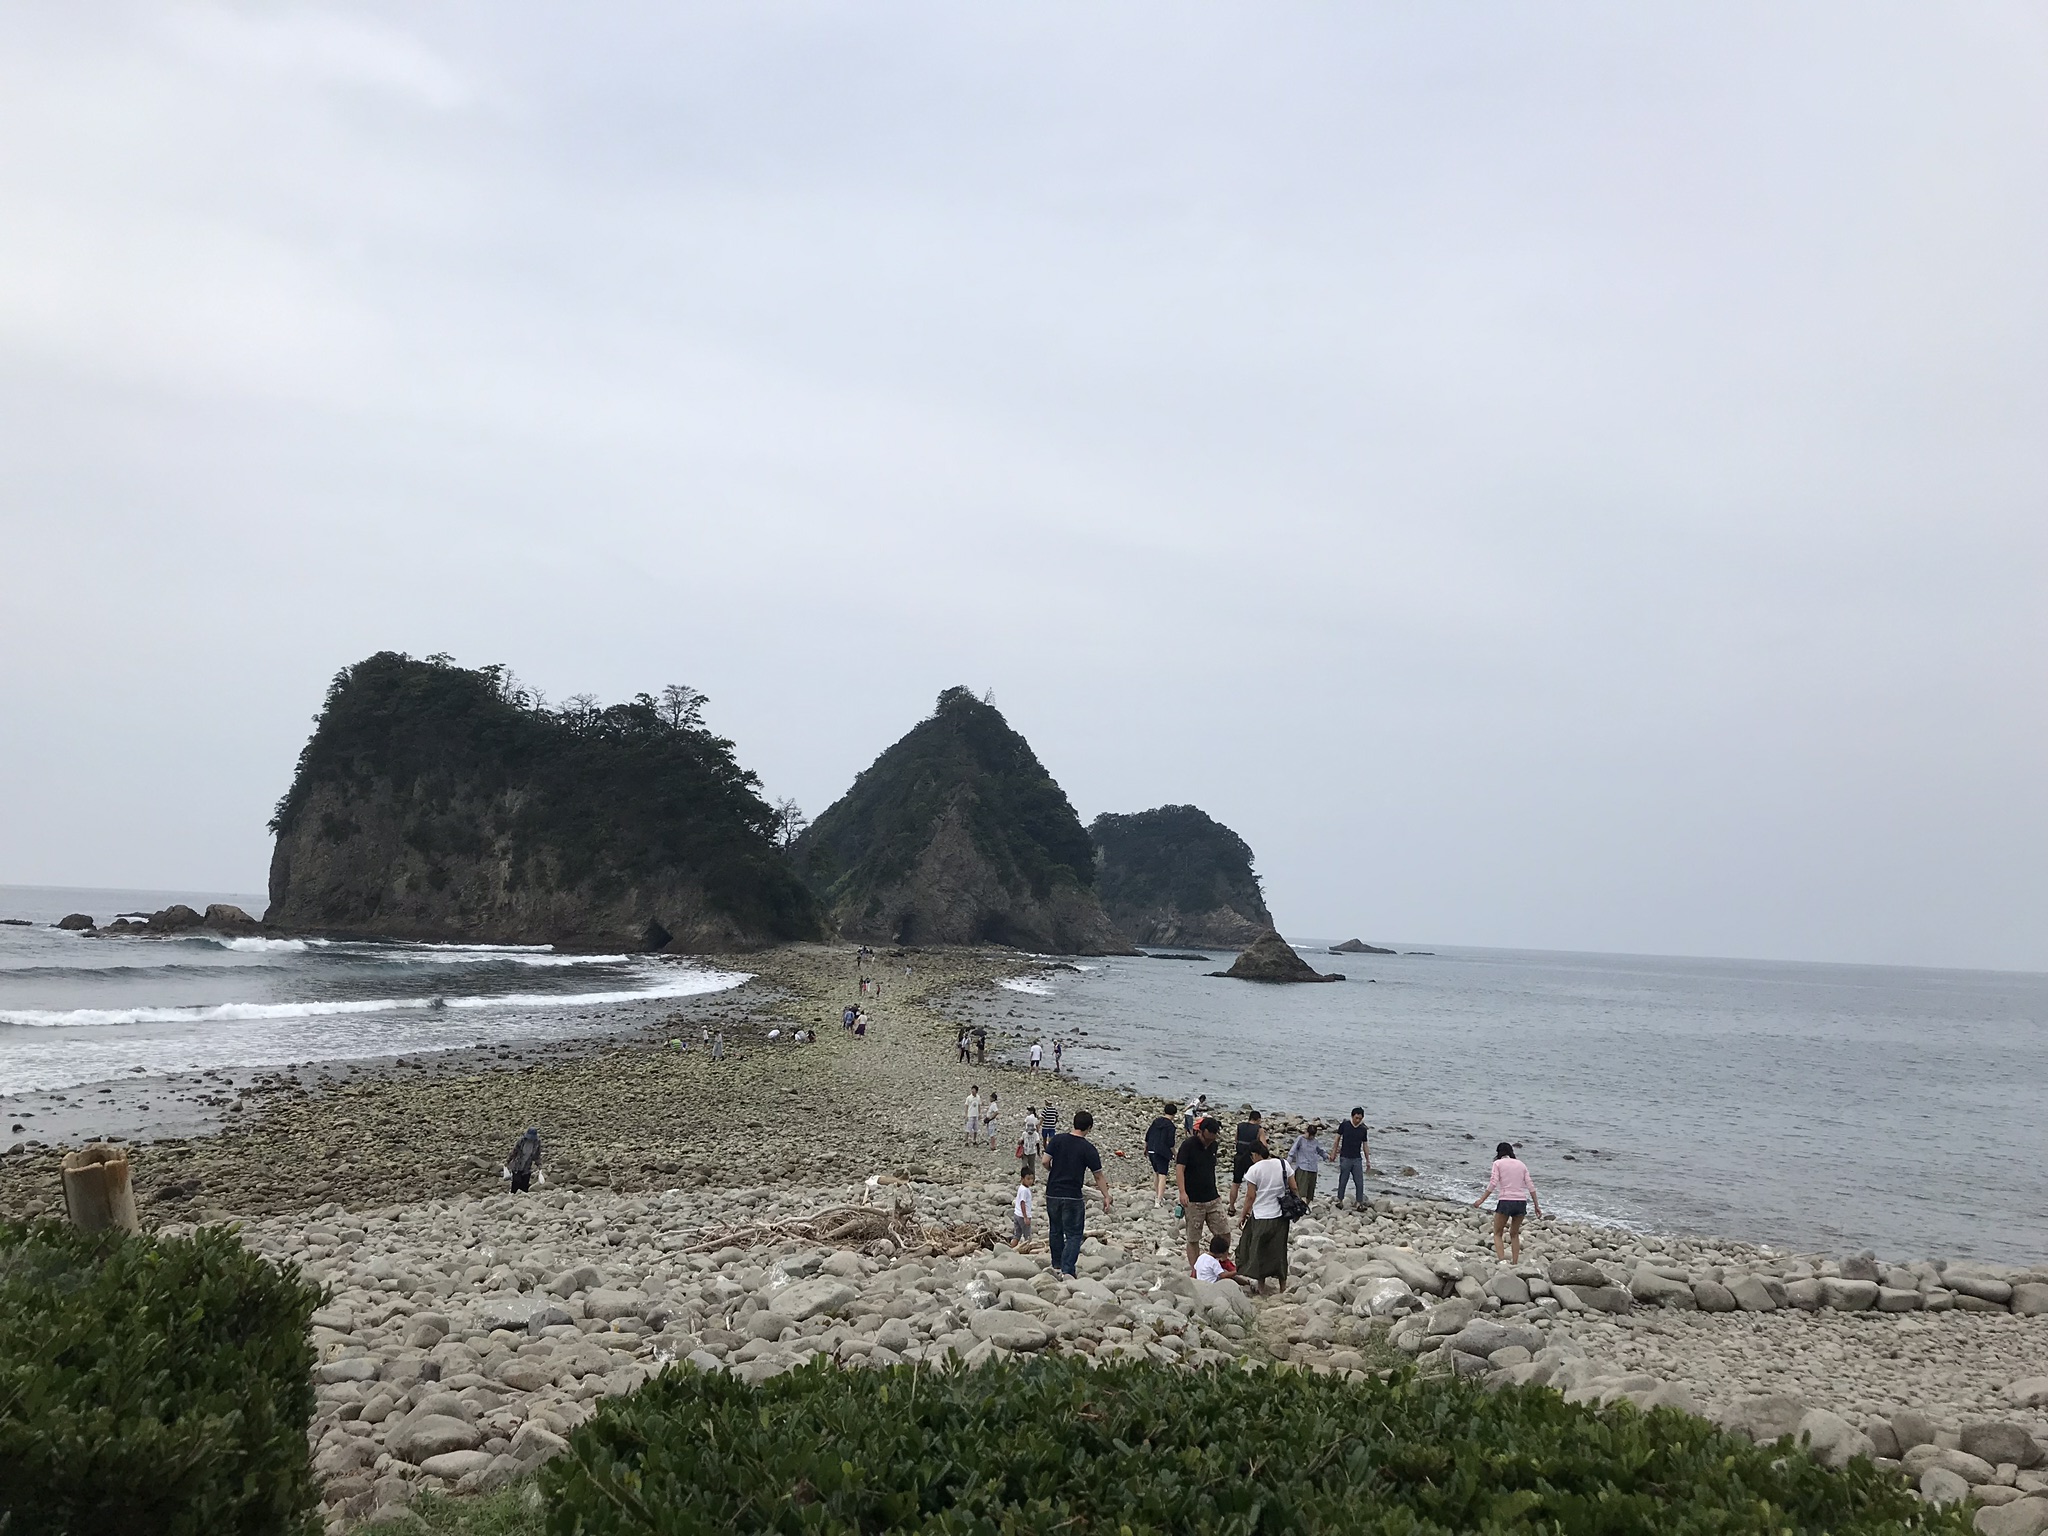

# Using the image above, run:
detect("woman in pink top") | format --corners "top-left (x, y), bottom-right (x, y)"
top-left (1471, 1141), bottom-right (1541, 1262)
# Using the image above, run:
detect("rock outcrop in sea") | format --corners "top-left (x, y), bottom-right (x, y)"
top-left (1088, 804), bottom-right (1273, 948)
top-left (263, 652), bottom-right (818, 951)
top-left (1330, 937), bottom-right (1394, 955)
top-left (793, 687), bottom-right (1127, 953)
top-left (1214, 929), bottom-right (1344, 983)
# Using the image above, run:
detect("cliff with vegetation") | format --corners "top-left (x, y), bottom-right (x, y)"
top-left (792, 688), bottom-right (1127, 953)
top-left (1089, 804), bottom-right (1272, 948)
top-left (264, 652), bottom-right (818, 950)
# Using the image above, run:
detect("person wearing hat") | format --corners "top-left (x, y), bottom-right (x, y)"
top-left (1175, 1116), bottom-right (1231, 1274)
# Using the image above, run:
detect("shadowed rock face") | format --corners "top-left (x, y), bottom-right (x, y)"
top-left (793, 688), bottom-right (1127, 954)
top-left (1330, 938), bottom-right (1394, 955)
top-left (1089, 805), bottom-right (1273, 949)
top-left (1214, 930), bottom-right (1344, 983)
top-left (263, 652), bottom-right (818, 951)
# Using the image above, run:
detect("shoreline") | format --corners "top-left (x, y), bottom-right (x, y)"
top-left (2, 942), bottom-right (2044, 1530)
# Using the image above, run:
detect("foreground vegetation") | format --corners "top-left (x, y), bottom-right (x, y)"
top-left (0, 1220), bottom-right (323, 1536)
top-left (529, 1355), bottom-right (1960, 1535)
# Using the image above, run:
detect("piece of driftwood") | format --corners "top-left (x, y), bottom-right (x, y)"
top-left (61, 1143), bottom-right (139, 1233)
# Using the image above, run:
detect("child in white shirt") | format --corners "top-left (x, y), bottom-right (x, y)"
top-left (1012, 1168), bottom-right (1034, 1248)
top-left (1193, 1233), bottom-right (1234, 1284)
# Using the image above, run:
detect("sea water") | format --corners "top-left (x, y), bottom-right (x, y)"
top-left (998, 944), bottom-right (2048, 1265)
top-left (0, 884), bottom-right (747, 1096)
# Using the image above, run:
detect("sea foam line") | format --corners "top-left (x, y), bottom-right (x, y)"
top-left (0, 969), bottom-right (750, 1029)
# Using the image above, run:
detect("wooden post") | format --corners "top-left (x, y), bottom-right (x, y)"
top-left (61, 1143), bottom-right (139, 1234)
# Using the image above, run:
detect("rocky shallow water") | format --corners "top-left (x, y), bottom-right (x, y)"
top-left (4, 943), bottom-right (2045, 1533)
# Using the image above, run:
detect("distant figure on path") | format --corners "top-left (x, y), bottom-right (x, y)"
top-left (1473, 1141), bottom-right (1541, 1262)
top-left (1030, 1040), bottom-right (1043, 1070)
top-left (1044, 1109), bottom-right (1110, 1275)
top-left (503, 1127), bottom-right (544, 1193)
top-left (1333, 1108), bottom-right (1372, 1209)
top-left (965, 1086), bottom-right (982, 1145)
top-left (983, 1091), bottom-right (1000, 1150)
top-left (1176, 1116), bottom-right (1230, 1273)
top-left (842, 1005), bottom-right (857, 1031)
top-left (854, 1009), bottom-right (867, 1038)
top-left (1012, 1165), bottom-right (1034, 1249)
top-left (712, 1031), bottom-right (725, 1060)
top-left (1288, 1123), bottom-right (1327, 1204)
top-left (974, 1026), bottom-right (987, 1063)
top-left (1229, 1142), bottom-right (1295, 1295)
top-left (1052, 1037), bottom-right (1064, 1075)
top-left (1146, 1102), bottom-right (1179, 1207)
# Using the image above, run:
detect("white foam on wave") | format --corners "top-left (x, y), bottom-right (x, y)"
top-left (219, 937), bottom-right (309, 953)
top-left (998, 978), bottom-right (1053, 996)
top-left (0, 967), bottom-right (751, 1029)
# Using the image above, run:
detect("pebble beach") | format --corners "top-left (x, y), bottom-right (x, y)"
top-left (4, 943), bottom-right (2045, 1533)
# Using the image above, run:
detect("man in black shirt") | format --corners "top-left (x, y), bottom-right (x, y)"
top-left (1145, 1102), bottom-right (1179, 1208)
top-left (1333, 1107), bottom-right (1372, 1210)
top-left (1176, 1117), bottom-right (1230, 1273)
top-left (1231, 1111), bottom-right (1269, 1207)
top-left (1044, 1109), bottom-right (1110, 1275)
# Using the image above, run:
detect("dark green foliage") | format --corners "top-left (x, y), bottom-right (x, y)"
top-left (1091, 804), bottom-right (1271, 925)
top-left (795, 688), bottom-right (1096, 912)
top-left (539, 1357), bottom-right (1958, 1536)
top-left (272, 652), bottom-right (818, 939)
top-left (0, 1220), bottom-right (323, 1536)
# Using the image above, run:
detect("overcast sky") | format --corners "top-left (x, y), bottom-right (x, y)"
top-left (3, 4), bottom-right (2044, 970)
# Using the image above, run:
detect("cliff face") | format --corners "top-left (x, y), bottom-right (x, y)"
top-left (264, 653), bottom-right (818, 950)
top-left (1089, 805), bottom-right (1273, 948)
top-left (793, 688), bottom-right (1127, 954)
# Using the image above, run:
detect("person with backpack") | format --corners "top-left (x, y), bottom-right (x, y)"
top-left (1229, 1142), bottom-right (1296, 1294)
top-left (503, 1127), bottom-right (544, 1193)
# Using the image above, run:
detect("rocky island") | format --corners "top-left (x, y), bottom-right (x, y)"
top-left (1088, 804), bottom-right (1273, 948)
top-left (792, 687), bottom-right (1128, 953)
top-left (263, 653), bottom-right (819, 951)
top-left (1215, 928), bottom-right (1345, 982)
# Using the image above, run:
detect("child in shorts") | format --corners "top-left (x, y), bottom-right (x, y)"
top-left (1193, 1232), bottom-right (1233, 1283)
top-left (1012, 1167), bottom-right (1034, 1248)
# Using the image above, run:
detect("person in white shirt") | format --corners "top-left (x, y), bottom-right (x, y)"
top-left (1012, 1167), bottom-right (1034, 1248)
top-left (1018, 1109), bottom-right (1042, 1174)
top-left (1030, 1040), bottom-right (1043, 1070)
top-left (1229, 1148), bottom-right (1296, 1294)
top-left (1193, 1233), bottom-right (1231, 1284)
top-left (983, 1091), bottom-right (1000, 1149)
top-left (964, 1086), bottom-right (981, 1145)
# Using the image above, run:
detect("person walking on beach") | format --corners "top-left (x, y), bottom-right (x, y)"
top-left (1039, 1102), bottom-right (1058, 1147)
top-left (1288, 1123), bottom-right (1328, 1204)
top-left (983, 1091), bottom-right (1000, 1150)
top-left (1045, 1109), bottom-right (1110, 1275)
top-left (1473, 1141), bottom-right (1541, 1262)
top-left (974, 1026), bottom-right (987, 1063)
top-left (1052, 1037), bottom-right (1064, 1075)
top-left (1176, 1116), bottom-right (1231, 1273)
top-left (1183, 1094), bottom-right (1208, 1136)
top-left (1146, 1102), bottom-right (1179, 1207)
top-left (1018, 1106), bottom-right (1042, 1174)
top-left (1231, 1110), bottom-right (1269, 1209)
top-left (958, 1030), bottom-right (972, 1064)
top-left (1012, 1165), bottom-right (1034, 1249)
top-left (854, 1008), bottom-right (867, 1038)
top-left (965, 1086), bottom-right (982, 1146)
top-left (503, 1127), bottom-right (544, 1193)
top-left (712, 1031), bottom-right (725, 1060)
top-left (1332, 1108), bottom-right (1371, 1210)
top-left (1030, 1039), bottom-right (1043, 1071)
top-left (1230, 1141), bottom-right (1296, 1295)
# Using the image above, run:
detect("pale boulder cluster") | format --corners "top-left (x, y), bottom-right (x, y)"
top-left (200, 1177), bottom-right (2047, 1533)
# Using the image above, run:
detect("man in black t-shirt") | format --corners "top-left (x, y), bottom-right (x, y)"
top-left (1145, 1102), bottom-right (1178, 1208)
top-left (1176, 1117), bottom-right (1230, 1272)
top-left (1044, 1109), bottom-right (1110, 1275)
top-left (1231, 1111), bottom-right (1269, 1206)
top-left (1333, 1107), bottom-right (1372, 1210)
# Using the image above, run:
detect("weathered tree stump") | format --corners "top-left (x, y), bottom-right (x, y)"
top-left (61, 1143), bottom-right (139, 1233)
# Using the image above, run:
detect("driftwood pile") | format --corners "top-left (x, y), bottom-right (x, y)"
top-left (683, 1197), bottom-right (1000, 1259)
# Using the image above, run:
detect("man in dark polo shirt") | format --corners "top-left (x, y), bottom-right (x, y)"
top-left (1044, 1109), bottom-right (1110, 1275)
top-left (1176, 1117), bottom-right (1230, 1274)
top-left (1333, 1107), bottom-right (1373, 1210)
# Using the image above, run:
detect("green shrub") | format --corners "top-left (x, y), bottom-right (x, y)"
top-left (0, 1220), bottom-right (323, 1536)
top-left (539, 1357), bottom-right (1962, 1536)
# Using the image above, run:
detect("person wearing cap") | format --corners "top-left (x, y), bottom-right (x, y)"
top-left (1176, 1116), bottom-right (1231, 1274)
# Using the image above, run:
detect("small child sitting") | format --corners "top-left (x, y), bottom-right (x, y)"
top-left (1193, 1232), bottom-right (1234, 1283)
top-left (1012, 1167), bottom-right (1034, 1249)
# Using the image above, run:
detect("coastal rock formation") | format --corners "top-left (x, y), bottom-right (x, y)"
top-left (1214, 929), bottom-right (1344, 983)
top-left (1330, 938), bottom-right (1394, 955)
top-left (264, 652), bottom-right (818, 950)
top-left (792, 688), bottom-right (1126, 953)
top-left (1088, 805), bottom-right (1272, 948)
top-left (55, 913), bottom-right (94, 931)
top-left (202, 903), bottom-right (262, 934)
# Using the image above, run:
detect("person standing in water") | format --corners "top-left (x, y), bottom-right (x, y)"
top-left (1472, 1141), bottom-right (1542, 1262)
